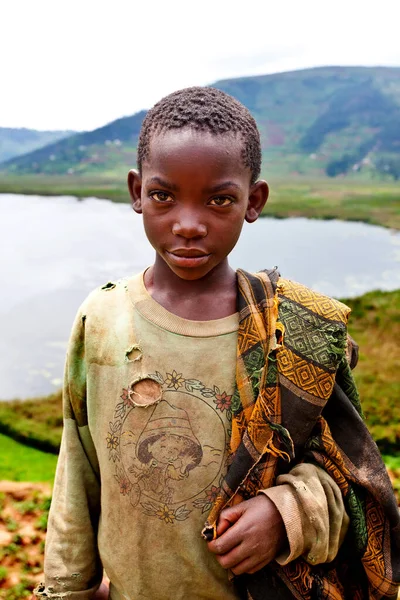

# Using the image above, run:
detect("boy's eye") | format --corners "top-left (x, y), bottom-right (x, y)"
top-left (150, 191), bottom-right (173, 203)
top-left (208, 196), bottom-right (233, 207)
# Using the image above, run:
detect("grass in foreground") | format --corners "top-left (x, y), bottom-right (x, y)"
top-left (0, 434), bottom-right (57, 482)
top-left (0, 174), bottom-right (399, 229)
top-left (0, 391), bottom-right (62, 454)
top-left (345, 289), bottom-right (400, 452)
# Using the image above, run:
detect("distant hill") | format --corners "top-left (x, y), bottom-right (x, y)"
top-left (0, 111), bottom-right (146, 177)
top-left (2, 66), bottom-right (400, 179)
top-left (215, 66), bottom-right (400, 179)
top-left (0, 128), bottom-right (74, 163)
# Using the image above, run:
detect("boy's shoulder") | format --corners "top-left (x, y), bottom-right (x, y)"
top-left (240, 269), bottom-right (351, 327)
top-left (68, 275), bottom-right (143, 368)
top-left (79, 273), bottom-right (142, 317)
top-left (241, 270), bottom-right (355, 373)
top-left (276, 276), bottom-right (351, 326)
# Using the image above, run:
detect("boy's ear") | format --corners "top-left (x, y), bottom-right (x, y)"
top-left (245, 180), bottom-right (269, 223)
top-left (127, 169), bottom-right (143, 213)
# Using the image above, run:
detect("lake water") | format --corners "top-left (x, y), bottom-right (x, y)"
top-left (1, 193), bottom-right (400, 400)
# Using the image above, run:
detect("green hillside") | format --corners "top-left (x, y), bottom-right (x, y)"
top-left (216, 66), bottom-right (400, 178)
top-left (0, 127), bottom-right (74, 163)
top-left (1, 66), bottom-right (400, 179)
top-left (0, 112), bottom-right (146, 177)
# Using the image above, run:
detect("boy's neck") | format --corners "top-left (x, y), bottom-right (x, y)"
top-left (144, 257), bottom-right (238, 321)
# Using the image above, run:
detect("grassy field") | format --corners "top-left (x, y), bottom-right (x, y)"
top-left (0, 435), bottom-right (57, 482)
top-left (0, 174), bottom-right (399, 229)
top-left (266, 179), bottom-right (400, 229)
top-left (0, 391), bottom-right (62, 455)
top-left (345, 289), bottom-right (400, 451)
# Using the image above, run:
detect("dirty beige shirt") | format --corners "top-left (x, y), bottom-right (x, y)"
top-left (38, 273), bottom-right (348, 600)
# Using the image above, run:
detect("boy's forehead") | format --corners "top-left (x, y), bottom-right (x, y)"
top-left (143, 128), bottom-right (247, 176)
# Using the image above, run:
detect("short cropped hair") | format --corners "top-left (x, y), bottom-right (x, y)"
top-left (137, 87), bottom-right (261, 184)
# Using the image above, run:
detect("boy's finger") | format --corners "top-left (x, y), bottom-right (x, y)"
top-left (216, 515), bottom-right (234, 536)
top-left (215, 542), bottom-right (248, 570)
top-left (231, 555), bottom-right (270, 576)
top-left (208, 522), bottom-right (245, 555)
top-left (216, 502), bottom-right (246, 536)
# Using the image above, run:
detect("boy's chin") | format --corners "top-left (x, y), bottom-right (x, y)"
top-left (169, 265), bottom-right (215, 281)
top-left (163, 258), bottom-right (226, 282)
top-left (153, 252), bottom-right (232, 282)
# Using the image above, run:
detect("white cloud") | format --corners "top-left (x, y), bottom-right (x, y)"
top-left (1, 0), bottom-right (399, 130)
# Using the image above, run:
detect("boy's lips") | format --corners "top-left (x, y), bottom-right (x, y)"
top-left (166, 249), bottom-right (211, 268)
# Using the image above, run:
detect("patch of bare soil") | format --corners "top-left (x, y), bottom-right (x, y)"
top-left (0, 482), bottom-right (51, 599)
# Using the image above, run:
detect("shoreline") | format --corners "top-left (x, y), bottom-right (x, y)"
top-left (1, 176), bottom-right (399, 230)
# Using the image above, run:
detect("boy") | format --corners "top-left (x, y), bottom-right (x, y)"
top-left (35, 88), bottom-right (399, 599)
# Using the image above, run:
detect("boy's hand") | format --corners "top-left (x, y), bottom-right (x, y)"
top-left (207, 495), bottom-right (287, 575)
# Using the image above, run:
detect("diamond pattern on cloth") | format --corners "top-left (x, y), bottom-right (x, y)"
top-left (277, 278), bottom-right (350, 323)
top-left (278, 299), bottom-right (346, 371)
top-left (277, 346), bottom-right (337, 401)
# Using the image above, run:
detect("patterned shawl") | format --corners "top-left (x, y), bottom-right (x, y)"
top-left (203, 269), bottom-right (400, 600)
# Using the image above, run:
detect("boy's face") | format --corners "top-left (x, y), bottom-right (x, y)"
top-left (128, 129), bottom-right (268, 281)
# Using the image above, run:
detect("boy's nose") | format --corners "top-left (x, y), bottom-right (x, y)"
top-left (172, 213), bottom-right (207, 238)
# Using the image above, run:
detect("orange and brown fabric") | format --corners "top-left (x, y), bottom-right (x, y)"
top-left (203, 269), bottom-right (400, 600)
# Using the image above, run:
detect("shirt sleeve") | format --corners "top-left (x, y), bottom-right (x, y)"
top-left (34, 303), bottom-right (103, 599)
top-left (259, 462), bottom-right (350, 566)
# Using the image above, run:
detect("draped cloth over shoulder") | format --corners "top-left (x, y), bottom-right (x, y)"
top-left (203, 269), bottom-right (400, 600)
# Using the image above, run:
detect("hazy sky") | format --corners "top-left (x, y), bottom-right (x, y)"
top-left (2, 0), bottom-right (399, 131)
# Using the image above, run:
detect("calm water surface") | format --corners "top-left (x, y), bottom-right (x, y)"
top-left (1, 193), bottom-right (400, 399)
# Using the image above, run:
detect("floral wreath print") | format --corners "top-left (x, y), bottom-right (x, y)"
top-left (106, 371), bottom-right (232, 525)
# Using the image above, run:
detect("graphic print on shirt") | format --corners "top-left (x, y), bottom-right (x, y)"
top-left (106, 371), bottom-right (232, 524)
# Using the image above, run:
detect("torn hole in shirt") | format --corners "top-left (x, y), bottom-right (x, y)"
top-left (129, 376), bottom-right (163, 407)
top-left (125, 343), bottom-right (143, 363)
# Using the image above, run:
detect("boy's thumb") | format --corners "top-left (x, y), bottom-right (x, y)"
top-left (216, 502), bottom-right (246, 536)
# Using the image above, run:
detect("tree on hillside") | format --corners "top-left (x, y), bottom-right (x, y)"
top-left (375, 156), bottom-right (400, 181)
